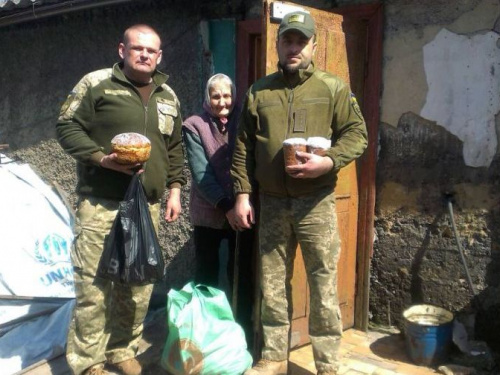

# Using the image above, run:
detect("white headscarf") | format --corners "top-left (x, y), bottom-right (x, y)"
top-left (203, 73), bottom-right (237, 124)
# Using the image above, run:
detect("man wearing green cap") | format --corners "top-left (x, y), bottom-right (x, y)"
top-left (231, 11), bottom-right (368, 375)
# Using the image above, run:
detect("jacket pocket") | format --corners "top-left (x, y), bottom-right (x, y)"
top-left (157, 99), bottom-right (178, 136)
top-left (257, 100), bottom-right (281, 110)
top-left (302, 97), bottom-right (330, 104)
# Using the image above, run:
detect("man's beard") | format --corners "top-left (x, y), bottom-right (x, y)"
top-left (280, 59), bottom-right (311, 74)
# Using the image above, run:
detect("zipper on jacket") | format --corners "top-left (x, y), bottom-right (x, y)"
top-left (140, 84), bottom-right (161, 187)
top-left (143, 87), bottom-right (157, 138)
top-left (143, 106), bottom-right (149, 136)
top-left (284, 87), bottom-right (295, 196)
top-left (286, 89), bottom-right (294, 139)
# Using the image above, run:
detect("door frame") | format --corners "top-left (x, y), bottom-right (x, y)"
top-left (334, 2), bottom-right (383, 331)
top-left (236, 2), bottom-right (383, 331)
top-left (236, 18), bottom-right (263, 106)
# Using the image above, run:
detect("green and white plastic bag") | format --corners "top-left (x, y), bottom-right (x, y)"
top-left (161, 282), bottom-right (253, 375)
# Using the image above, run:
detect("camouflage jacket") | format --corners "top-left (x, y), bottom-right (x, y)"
top-left (56, 63), bottom-right (185, 202)
top-left (231, 64), bottom-right (368, 198)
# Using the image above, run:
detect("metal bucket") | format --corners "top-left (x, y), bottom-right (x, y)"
top-left (403, 304), bottom-right (454, 366)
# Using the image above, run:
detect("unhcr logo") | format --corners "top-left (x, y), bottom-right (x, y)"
top-left (34, 234), bottom-right (74, 289)
top-left (34, 233), bottom-right (69, 266)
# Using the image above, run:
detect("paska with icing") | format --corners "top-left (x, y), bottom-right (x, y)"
top-left (282, 136), bottom-right (331, 166)
top-left (283, 138), bottom-right (307, 166)
top-left (110, 132), bottom-right (151, 164)
top-left (306, 136), bottom-right (331, 156)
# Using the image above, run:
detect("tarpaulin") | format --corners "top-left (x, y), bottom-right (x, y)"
top-left (0, 154), bottom-right (75, 374)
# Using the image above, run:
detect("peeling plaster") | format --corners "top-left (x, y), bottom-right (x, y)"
top-left (448, 0), bottom-right (500, 34)
top-left (380, 0), bottom-right (500, 138)
top-left (378, 181), bottom-right (420, 215)
top-left (420, 28), bottom-right (500, 167)
top-left (380, 27), bottom-right (439, 127)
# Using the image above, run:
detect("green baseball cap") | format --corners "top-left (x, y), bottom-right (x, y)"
top-left (278, 11), bottom-right (315, 39)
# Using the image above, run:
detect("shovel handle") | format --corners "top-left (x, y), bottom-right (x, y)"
top-left (231, 231), bottom-right (241, 316)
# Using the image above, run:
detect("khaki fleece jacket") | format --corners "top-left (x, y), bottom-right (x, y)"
top-left (231, 64), bottom-right (368, 197)
top-left (56, 63), bottom-right (186, 202)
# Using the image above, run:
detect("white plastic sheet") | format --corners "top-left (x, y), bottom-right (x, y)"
top-left (0, 154), bottom-right (75, 374)
top-left (0, 155), bottom-right (74, 298)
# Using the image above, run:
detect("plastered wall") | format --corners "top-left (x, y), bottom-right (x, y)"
top-left (372, 0), bottom-right (500, 350)
top-left (382, 0), bottom-right (500, 168)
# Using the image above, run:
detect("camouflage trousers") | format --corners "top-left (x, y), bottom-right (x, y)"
top-left (258, 191), bottom-right (342, 372)
top-left (66, 197), bottom-right (160, 375)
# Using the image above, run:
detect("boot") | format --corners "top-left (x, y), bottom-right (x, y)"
top-left (82, 363), bottom-right (109, 375)
top-left (113, 358), bottom-right (142, 375)
top-left (244, 359), bottom-right (288, 375)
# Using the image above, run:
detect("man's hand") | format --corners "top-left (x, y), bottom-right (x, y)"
top-left (225, 208), bottom-right (238, 231)
top-left (234, 193), bottom-right (255, 230)
top-left (165, 187), bottom-right (181, 222)
top-left (285, 152), bottom-right (334, 178)
top-left (100, 153), bottom-right (143, 175)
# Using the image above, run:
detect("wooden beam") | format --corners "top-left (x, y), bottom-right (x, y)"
top-left (335, 2), bottom-right (384, 331)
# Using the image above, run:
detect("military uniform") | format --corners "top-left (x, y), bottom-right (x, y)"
top-left (57, 63), bottom-right (185, 374)
top-left (232, 61), bottom-right (367, 372)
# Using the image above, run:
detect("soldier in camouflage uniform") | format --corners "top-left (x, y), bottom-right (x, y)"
top-left (56, 25), bottom-right (185, 375)
top-left (231, 12), bottom-right (368, 375)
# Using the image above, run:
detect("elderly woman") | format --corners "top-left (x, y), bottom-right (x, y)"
top-left (182, 73), bottom-right (254, 348)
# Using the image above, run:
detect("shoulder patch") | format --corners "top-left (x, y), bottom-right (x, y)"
top-left (58, 68), bottom-right (113, 122)
top-left (59, 89), bottom-right (86, 121)
top-left (350, 92), bottom-right (363, 119)
top-left (58, 91), bottom-right (78, 121)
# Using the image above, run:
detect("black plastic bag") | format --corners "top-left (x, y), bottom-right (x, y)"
top-left (97, 173), bottom-right (165, 285)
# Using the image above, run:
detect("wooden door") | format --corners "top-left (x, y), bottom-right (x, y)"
top-left (261, 1), bottom-right (366, 349)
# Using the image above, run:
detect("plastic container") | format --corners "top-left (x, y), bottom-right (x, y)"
top-left (403, 304), bottom-right (454, 366)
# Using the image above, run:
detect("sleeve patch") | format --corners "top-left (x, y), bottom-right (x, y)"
top-left (59, 91), bottom-right (82, 121)
top-left (350, 92), bottom-right (363, 119)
